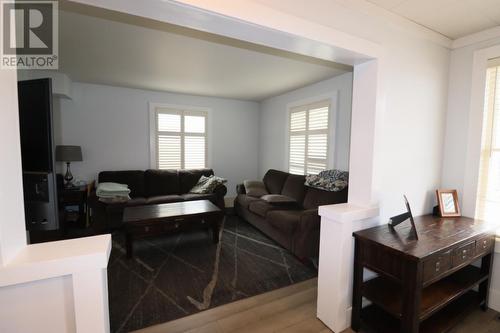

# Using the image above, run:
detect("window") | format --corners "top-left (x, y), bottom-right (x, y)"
top-left (288, 100), bottom-right (330, 175)
top-left (151, 106), bottom-right (207, 170)
top-left (476, 59), bottom-right (500, 220)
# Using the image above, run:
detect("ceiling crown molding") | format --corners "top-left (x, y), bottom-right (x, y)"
top-left (452, 26), bottom-right (500, 50)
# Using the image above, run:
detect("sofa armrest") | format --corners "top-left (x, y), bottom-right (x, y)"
top-left (293, 209), bottom-right (321, 258)
top-left (298, 209), bottom-right (320, 231)
top-left (236, 184), bottom-right (246, 195)
top-left (213, 184), bottom-right (227, 198)
top-left (87, 190), bottom-right (100, 209)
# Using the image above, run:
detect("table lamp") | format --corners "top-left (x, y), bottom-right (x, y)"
top-left (55, 145), bottom-right (83, 187)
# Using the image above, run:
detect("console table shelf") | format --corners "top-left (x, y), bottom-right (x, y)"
top-left (352, 215), bottom-right (496, 333)
top-left (363, 265), bottom-right (488, 321)
top-left (361, 291), bottom-right (481, 333)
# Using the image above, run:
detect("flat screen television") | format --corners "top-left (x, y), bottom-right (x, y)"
top-left (17, 78), bottom-right (54, 172)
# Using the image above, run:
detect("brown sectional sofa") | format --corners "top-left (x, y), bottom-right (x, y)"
top-left (234, 169), bottom-right (348, 258)
top-left (89, 168), bottom-right (226, 231)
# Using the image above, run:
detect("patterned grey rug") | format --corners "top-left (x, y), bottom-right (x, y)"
top-left (107, 214), bottom-right (317, 332)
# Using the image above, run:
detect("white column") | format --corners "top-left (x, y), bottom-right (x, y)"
top-left (73, 268), bottom-right (110, 333)
top-left (316, 203), bottom-right (379, 333)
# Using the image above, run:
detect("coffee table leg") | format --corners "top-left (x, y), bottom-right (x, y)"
top-left (212, 222), bottom-right (219, 244)
top-left (126, 232), bottom-right (133, 258)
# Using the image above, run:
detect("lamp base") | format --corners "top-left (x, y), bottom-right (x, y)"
top-left (64, 162), bottom-right (74, 187)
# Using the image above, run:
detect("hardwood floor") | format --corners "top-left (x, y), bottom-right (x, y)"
top-left (133, 278), bottom-right (500, 333)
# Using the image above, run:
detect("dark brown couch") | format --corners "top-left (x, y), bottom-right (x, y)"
top-left (234, 169), bottom-right (347, 258)
top-left (89, 168), bottom-right (227, 231)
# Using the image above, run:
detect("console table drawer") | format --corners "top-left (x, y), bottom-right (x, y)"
top-left (452, 241), bottom-right (475, 267)
top-left (476, 236), bottom-right (494, 256)
top-left (423, 250), bottom-right (452, 283)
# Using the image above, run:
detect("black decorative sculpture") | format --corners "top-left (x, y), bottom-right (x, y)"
top-left (388, 195), bottom-right (418, 240)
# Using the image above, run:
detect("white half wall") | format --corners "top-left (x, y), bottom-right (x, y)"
top-left (0, 276), bottom-right (76, 333)
top-left (259, 73), bottom-right (353, 176)
top-left (0, 69), bottom-right (27, 266)
top-left (57, 82), bottom-right (261, 196)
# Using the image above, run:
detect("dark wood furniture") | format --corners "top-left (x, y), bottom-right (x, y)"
top-left (352, 215), bottom-right (496, 333)
top-left (58, 184), bottom-right (90, 230)
top-left (123, 199), bottom-right (224, 258)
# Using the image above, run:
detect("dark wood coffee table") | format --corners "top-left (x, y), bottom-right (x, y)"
top-left (122, 200), bottom-right (223, 258)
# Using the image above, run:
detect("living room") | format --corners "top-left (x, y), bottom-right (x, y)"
top-left (2, 1), bottom-right (500, 333)
top-left (15, 2), bottom-right (354, 332)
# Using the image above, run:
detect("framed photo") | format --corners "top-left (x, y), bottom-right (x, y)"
top-left (436, 189), bottom-right (461, 217)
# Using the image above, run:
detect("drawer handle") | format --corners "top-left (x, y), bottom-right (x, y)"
top-left (174, 218), bottom-right (184, 222)
top-left (462, 255), bottom-right (466, 259)
top-left (145, 226), bottom-right (150, 232)
top-left (175, 223), bottom-right (180, 228)
top-left (462, 249), bottom-right (467, 254)
top-left (435, 262), bottom-right (440, 272)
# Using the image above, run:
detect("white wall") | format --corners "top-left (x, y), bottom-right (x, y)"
top-left (57, 82), bottom-right (260, 197)
top-left (244, 0), bottom-right (450, 220)
top-left (441, 37), bottom-right (500, 214)
top-left (259, 73), bottom-right (353, 176)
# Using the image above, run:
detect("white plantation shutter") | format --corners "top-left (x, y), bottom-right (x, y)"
top-left (476, 59), bottom-right (500, 220)
top-left (288, 100), bottom-right (330, 175)
top-left (154, 107), bottom-right (207, 170)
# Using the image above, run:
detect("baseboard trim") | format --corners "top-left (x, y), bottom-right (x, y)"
top-left (489, 288), bottom-right (500, 312)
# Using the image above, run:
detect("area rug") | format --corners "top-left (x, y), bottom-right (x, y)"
top-left (107, 214), bottom-right (317, 333)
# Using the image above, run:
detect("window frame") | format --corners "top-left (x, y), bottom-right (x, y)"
top-left (476, 63), bottom-right (500, 219)
top-left (149, 103), bottom-right (211, 170)
top-left (285, 94), bottom-right (338, 175)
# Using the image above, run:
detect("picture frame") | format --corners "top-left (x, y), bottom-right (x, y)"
top-left (436, 189), bottom-right (461, 217)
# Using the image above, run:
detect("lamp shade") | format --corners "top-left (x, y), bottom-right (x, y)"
top-left (55, 145), bottom-right (83, 162)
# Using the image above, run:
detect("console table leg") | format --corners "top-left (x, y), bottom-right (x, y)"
top-left (401, 262), bottom-right (423, 333)
top-left (351, 239), bottom-right (363, 331)
top-left (480, 253), bottom-right (493, 311)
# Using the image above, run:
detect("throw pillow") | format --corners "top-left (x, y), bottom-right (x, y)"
top-left (243, 180), bottom-right (269, 197)
top-left (260, 194), bottom-right (297, 205)
top-left (304, 169), bottom-right (349, 192)
top-left (190, 175), bottom-right (227, 194)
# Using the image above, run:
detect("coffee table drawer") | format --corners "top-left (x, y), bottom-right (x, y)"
top-left (128, 216), bottom-right (210, 236)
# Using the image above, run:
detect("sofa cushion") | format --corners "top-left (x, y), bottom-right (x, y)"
top-left (267, 210), bottom-right (302, 234)
top-left (145, 169), bottom-right (179, 196)
top-left (303, 187), bottom-right (348, 210)
top-left (281, 174), bottom-right (306, 204)
top-left (248, 200), bottom-right (277, 217)
top-left (179, 169), bottom-right (214, 194)
top-left (98, 170), bottom-right (145, 198)
top-left (243, 180), bottom-right (269, 197)
top-left (146, 195), bottom-right (184, 205)
top-left (235, 194), bottom-right (260, 209)
top-left (262, 169), bottom-right (289, 194)
top-left (261, 194), bottom-right (297, 206)
top-left (182, 193), bottom-right (217, 202)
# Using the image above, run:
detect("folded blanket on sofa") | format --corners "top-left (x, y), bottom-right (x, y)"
top-left (96, 182), bottom-right (131, 201)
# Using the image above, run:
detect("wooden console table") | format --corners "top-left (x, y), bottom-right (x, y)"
top-left (351, 215), bottom-right (496, 333)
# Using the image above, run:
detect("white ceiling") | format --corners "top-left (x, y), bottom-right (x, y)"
top-left (58, 4), bottom-right (351, 101)
top-left (366, 0), bottom-right (500, 39)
